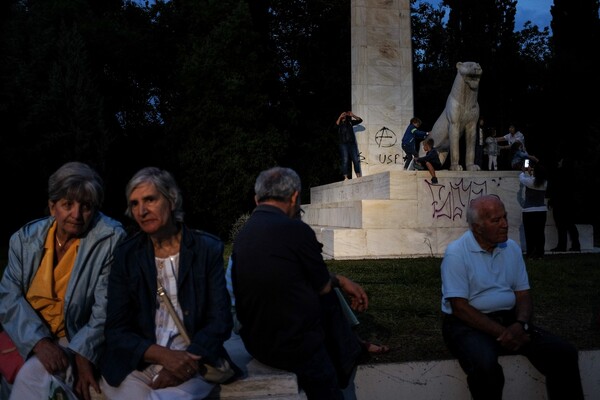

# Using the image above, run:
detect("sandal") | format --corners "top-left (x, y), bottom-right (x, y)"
top-left (362, 341), bottom-right (390, 354)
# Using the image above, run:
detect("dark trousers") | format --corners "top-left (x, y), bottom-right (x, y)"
top-left (402, 143), bottom-right (417, 169)
top-left (290, 291), bottom-right (364, 400)
top-left (553, 207), bottom-right (580, 250)
top-left (442, 312), bottom-right (584, 400)
top-left (339, 143), bottom-right (361, 177)
top-left (522, 211), bottom-right (547, 258)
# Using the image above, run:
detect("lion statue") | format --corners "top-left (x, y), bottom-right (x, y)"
top-left (426, 61), bottom-right (483, 171)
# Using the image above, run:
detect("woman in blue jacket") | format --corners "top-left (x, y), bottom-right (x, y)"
top-left (100, 167), bottom-right (237, 399)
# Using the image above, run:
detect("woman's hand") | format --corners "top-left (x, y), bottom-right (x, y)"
top-left (150, 368), bottom-right (184, 389)
top-left (151, 346), bottom-right (202, 381)
top-left (33, 338), bottom-right (69, 374)
top-left (74, 353), bottom-right (100, 400)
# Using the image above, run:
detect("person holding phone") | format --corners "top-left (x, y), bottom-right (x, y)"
top-left (510, 141), bottom-right (537, 170)
top-left (519, 162), bottom-right (548, 259)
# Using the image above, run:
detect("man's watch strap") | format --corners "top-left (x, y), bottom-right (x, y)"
top-left (517, 320), bottom-right (530, 332)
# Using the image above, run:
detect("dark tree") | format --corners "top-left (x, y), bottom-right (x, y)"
top-left (0, 0), bottom-right (124, 238)
top-left (546, 0), bottom-right (600, 227)
top-left (1, 0), bottom-right (598, 244)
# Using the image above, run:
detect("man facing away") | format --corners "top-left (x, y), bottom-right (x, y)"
top-left (231, 166), bottom-right (369, 399)
top-left (440, 194), bottom-right (584, 400)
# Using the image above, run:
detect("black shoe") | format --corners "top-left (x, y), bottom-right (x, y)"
top-left (569, 247), bottom-right (581, 252)
top-left (431, 177), bottom-right (438, 184)
top-left (550, 247), bottom-right (566, 252)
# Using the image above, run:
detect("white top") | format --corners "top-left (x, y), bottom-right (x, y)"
top-left (502, 131), bottom-right (526, 150)
top-left (155, 253), bottom-right (187, 350)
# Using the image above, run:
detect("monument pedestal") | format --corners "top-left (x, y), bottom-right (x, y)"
top-left (303, 171), bottom-right (593, 260)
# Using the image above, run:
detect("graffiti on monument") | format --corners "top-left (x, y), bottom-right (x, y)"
top-left (375, 127), bottom-right (397, 147)
top-left (425, 178), bottom-right (495, 221)
top-left (374, 126), bottom-right (403, 165)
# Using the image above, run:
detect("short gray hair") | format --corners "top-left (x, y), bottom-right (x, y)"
top-left (48, 161), bottom-right (104, 209)
top-left (254, 167), bottom-right (301, 203)
top-left (466, 194), bottom-right (502, 227)
top-left (125, 167), bottom-right (184, 222)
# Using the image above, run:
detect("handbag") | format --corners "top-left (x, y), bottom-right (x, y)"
top-left (0, 330), bottom-right (25, 384)
top-left (157, 285), bottom-right (236, 384)
top-left (199, 356), bottom-right (236, 383)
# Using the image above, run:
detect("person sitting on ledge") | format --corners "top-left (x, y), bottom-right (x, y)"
top-left (440, 194), bottom-right (584, 400)
top-left (232, 167), bottom-right (371, 399)
top-left (414, 137), bottom-right (442, 184)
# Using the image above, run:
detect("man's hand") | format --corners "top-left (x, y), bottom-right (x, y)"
top-left (496, 322), bottom-right (531, 351)
top-left (338, 275), bottom-right (369, 312)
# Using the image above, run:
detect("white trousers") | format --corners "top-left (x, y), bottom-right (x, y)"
top-left (99, 368), bottom-right (215, 400)
top-left (9, 354), bottom-right (78, 400)
top-left (9, 337), bottom-right (78, 400)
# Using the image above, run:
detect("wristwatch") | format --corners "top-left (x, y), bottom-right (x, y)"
top-left (516, 320), bottom-right (530, 332)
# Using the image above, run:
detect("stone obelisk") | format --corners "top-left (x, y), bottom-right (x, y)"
top-left (351, 0), bottom-right (413, 177)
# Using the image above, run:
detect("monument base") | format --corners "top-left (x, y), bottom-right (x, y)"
top-left (303, 170), bottom-right (593, 260)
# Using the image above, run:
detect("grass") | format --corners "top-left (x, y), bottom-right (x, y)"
top-left (3, 248), bottom-right (599, 366)
top-left (325, 253), bottom-right (600, 364)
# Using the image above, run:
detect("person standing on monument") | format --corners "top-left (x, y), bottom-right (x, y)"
top-left (336, 111), bottom-right (363, 180)
top-left (475, 116), bottom-right (486, 169)
top-left (496, 124), bottom-right (525, 169)
top-left (484, 127), bottom-right (499, 171)
top-left (401, 117), bottom-right (430, 170)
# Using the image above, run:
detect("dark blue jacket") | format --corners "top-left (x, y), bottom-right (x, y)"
top-left (416, 148), bottom-right (442, 170)
top-left (401, 123), bottom-right (428, 146)
top-left (101, 225), bottom-right (233, 386)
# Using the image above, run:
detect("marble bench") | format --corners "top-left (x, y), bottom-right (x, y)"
top-left (84, 333), bottom-right (305, 400)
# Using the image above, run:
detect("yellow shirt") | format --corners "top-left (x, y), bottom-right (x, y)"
top-left (26, 222), bottom-right (79, 338)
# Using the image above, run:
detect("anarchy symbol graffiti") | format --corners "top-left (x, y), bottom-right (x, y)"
top-left (375, 126), bottom-right (397, 148)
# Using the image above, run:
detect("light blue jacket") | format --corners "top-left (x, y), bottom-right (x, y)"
top-left (0, 213), bottom-right (126, 365)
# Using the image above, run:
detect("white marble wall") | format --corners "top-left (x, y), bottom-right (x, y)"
top-left (352, 0), bottom-right (414, 177)
top-left (304, 171), bottom-right (594, 259)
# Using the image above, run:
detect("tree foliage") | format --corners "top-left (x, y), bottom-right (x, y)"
top-left (1, 0), bottom-right (599, 241)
